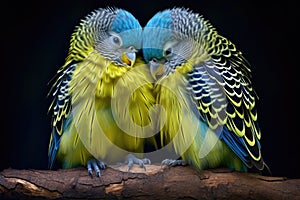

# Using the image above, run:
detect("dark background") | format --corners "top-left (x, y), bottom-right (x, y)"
top-left (1, 1), bottom-right (298, 179)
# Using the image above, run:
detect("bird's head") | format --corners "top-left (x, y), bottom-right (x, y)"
top-left (67, 7), bottom-right (142, 67)
top-left (143, 8), bottom-right (211, 80)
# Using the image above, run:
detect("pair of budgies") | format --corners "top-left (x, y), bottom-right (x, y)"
top-left (48, 7), bottom-right (269, 177)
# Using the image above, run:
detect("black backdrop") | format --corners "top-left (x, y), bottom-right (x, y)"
top-left (1, 0), bottom-right (298, 179)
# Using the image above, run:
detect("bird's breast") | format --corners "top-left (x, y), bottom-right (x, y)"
top-left (70, 51), bottom-right (130, 100)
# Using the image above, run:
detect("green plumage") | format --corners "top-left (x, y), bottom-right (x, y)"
top-left (48, 7), bottom-right (157, 174)
top-left (143, 7), bottom-right (269, 173)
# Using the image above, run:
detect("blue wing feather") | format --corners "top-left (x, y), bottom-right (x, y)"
top-left (219, 126), bottom-right (251, 167)
top-left (188, 55), bottom-right (264, 170)
top-left (48, 128), bottom-right (61, 169)
top-left (48, 64), bottom-right (75, 169)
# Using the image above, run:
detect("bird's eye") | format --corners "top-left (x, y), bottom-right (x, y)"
top-left (109, 33), bottom-right (123, 47)
top-left (163, 40), bottom-right (177, 58)
top-left (113, 36), bottom-right (120, 45)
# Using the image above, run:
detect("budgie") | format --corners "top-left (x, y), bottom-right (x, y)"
top-left (48, 7), bottom-right (157, 177)
top-left (142, 7), bottom-right (269, 173)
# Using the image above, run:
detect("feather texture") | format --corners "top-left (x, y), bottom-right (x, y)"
top-left (48, 7), bottom-right (156, 169)
top-left (143, 7), bottom-right (268, 172)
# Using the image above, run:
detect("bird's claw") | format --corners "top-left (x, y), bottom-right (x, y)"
top-left (125, 154), bottom-right (151, 171)
top-left (161, 159), bottom-right (186, 167)
top-left (87, 159), bottom-right (106, 178)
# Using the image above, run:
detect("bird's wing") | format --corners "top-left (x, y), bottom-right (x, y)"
top-left (48, 63), bottom-right (75, 169)
top-left (188, 35), bottom-right (264, 169)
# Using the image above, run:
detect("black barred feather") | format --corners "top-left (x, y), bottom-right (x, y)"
top-left (64, 8), bottom-right (117, 66)
top-left (48, 64), bottom-right (75, 169)
top-left (49, 64), bottom-right (75, 135)
top-left (48, 7), bottom-right (148, 171)
top-left (169, 8), bottom-right (266, 171)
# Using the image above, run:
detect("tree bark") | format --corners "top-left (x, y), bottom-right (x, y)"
top-left (1, 164), bottom-right (299, 200)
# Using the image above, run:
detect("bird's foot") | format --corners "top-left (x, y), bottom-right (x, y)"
top-left (124, 154), bottom-right (151, 171)
top-left (161, 159), bottom-right (187, 167)
top-left (87, 159), bottom-right (106, 178)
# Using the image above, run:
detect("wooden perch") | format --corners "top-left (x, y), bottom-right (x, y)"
top-left (1, 164), bottom-right (299, 200)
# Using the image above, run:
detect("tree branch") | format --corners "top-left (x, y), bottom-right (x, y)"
top-left (1, 164), bottom-right (299, 200)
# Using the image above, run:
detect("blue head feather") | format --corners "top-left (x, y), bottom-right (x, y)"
top-left (112, 9), bottom-right (142, 49)
top-left (143, 10), bottom-right (173, 62)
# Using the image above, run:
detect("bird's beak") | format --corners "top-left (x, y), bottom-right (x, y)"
top-left (149, 60), bottom-right (165, 80)
top-left (121, 46), bottom-right (137, 67)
